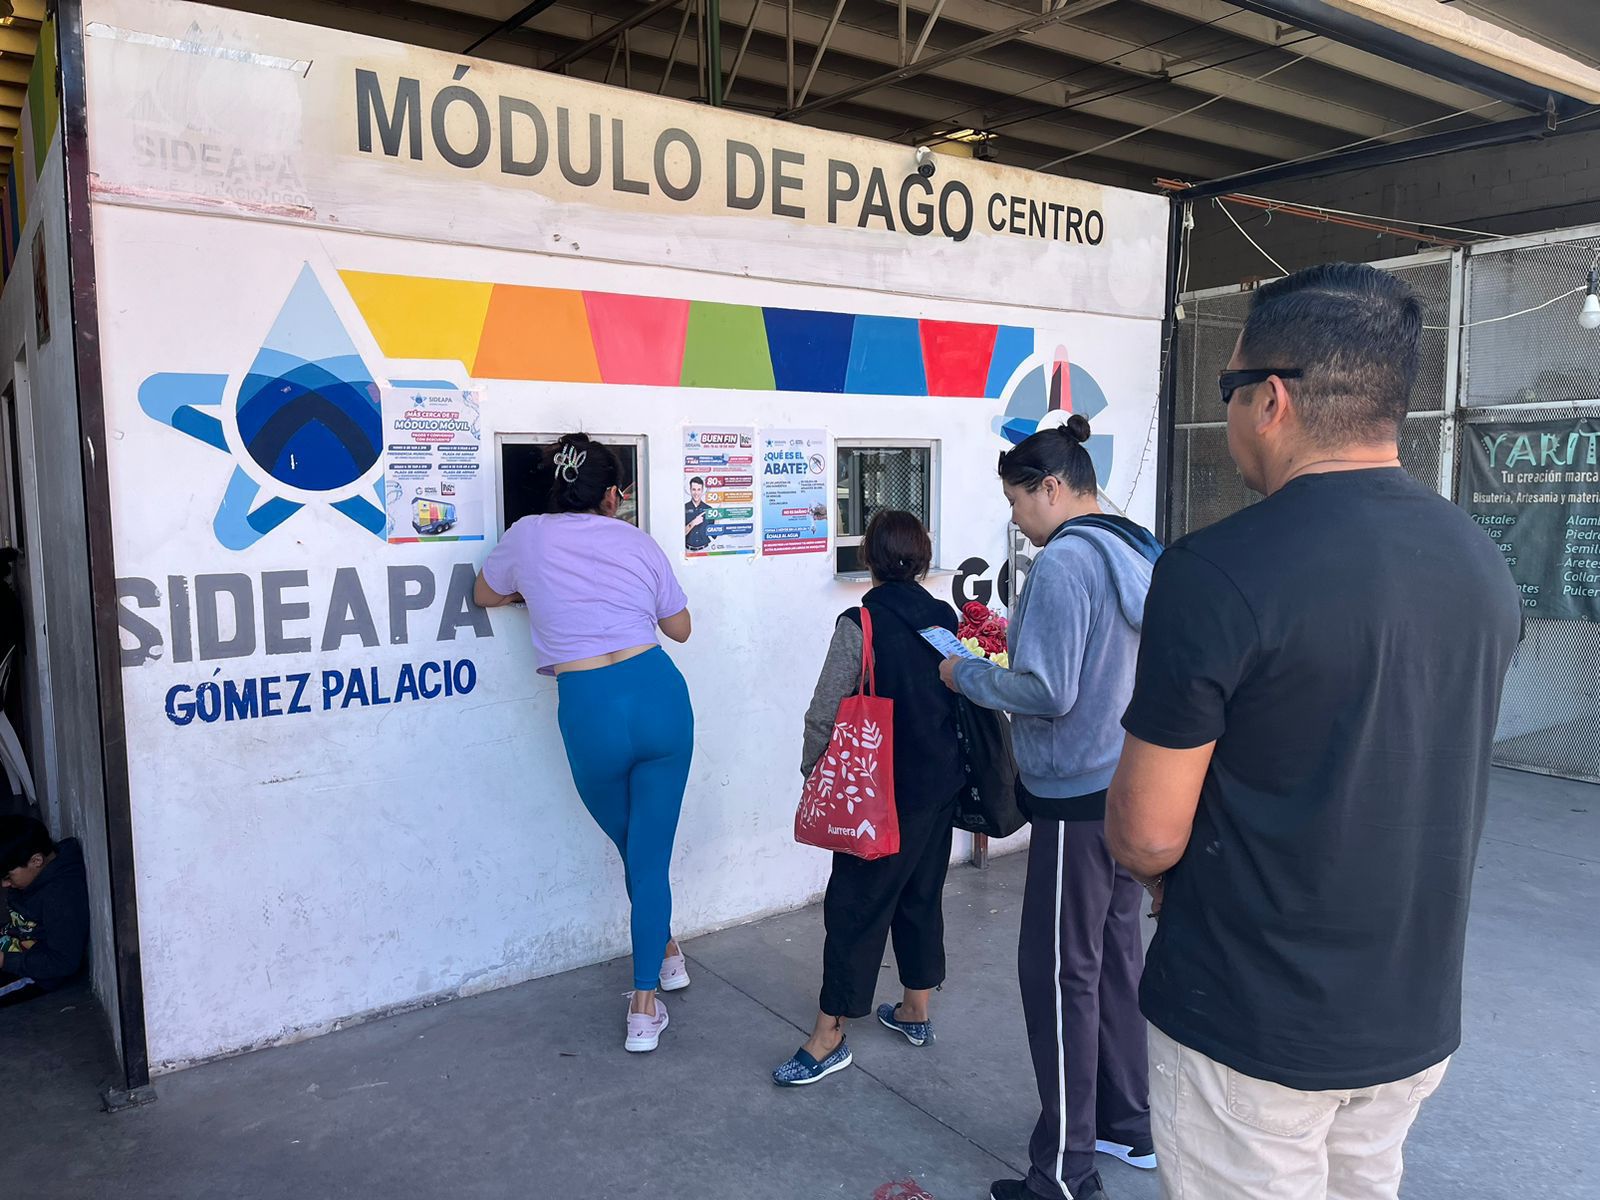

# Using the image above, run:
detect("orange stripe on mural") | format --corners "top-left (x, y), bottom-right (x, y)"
top-left (473, 284), bottom-right (602, 382)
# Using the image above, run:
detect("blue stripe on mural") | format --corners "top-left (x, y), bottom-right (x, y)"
top-left (986, 326), bottom-right (1034, 398)
top-left (762, 307), bottom-right (856, 393)
top-left (844, 316), bottom-right (927, 396)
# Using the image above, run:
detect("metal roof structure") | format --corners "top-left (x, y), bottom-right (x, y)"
top-left (216, 0), bottom-right (1600, 196)
top-left (0, 1), bottom-right (47, 173)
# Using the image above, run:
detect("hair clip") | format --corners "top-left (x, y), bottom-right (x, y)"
top-left (552, 444), bottom-right (588, 482)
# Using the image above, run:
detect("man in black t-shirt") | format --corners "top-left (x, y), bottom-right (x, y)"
top-left (1107, 263), bottom-right (1520, 1200)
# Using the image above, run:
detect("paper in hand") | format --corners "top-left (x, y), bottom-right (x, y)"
top-left (919, 626), bottom-right (980, 660)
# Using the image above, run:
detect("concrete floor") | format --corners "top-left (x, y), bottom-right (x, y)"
top-left (8, 769), bottom-right (1597, 1200)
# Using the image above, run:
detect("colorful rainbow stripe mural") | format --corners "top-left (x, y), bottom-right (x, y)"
top-left (339, 270), bottom-right (1036, 400)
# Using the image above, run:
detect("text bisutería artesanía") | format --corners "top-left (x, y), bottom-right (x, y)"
top-left (352, 68), bottom-right (1107, 247)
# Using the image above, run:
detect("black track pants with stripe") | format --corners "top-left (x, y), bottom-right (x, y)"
top-left (1019, 817), bottom-right (1151, 1199)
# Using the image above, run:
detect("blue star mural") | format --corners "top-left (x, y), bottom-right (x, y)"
top-left (138, 265), bottom-right (389, 550)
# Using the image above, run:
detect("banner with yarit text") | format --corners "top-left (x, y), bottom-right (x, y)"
top-left (1462, 417), bottom-right (1600, 621)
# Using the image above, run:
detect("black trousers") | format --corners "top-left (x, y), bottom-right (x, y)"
top-left (819, 794), bottom-right (956, 1019)
top-left (1020, 818), bottom-right (1151, 1199)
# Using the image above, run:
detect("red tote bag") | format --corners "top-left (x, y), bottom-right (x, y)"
top-left (795, 608), bottom-right (900, 861)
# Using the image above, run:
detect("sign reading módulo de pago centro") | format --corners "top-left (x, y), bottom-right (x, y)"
top-left (1463, 416), bottom-right (1600, 621)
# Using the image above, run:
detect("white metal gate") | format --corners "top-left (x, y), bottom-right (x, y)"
top-left (1460, 225), bottom-right (1600, 784)
top-left (1169, 238), bottom-right (1600, 783)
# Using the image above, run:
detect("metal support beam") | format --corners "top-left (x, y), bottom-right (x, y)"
top-left (908, 0), bottom-right (945, 64)
top-left (463, 0), bottom-right (561, 56)
top-left (724, 0), bottom-right (764, 100)
top-left (546, 0), bottom-right (685, 72)
top-left (1180, 108), bottom-right (1600, 200)
top-left (898, 0), bottom-right (907, 67)
top-left (659, 0), bottom-right (696, 95)
top-left (796, 0), bottom-right (848, 110)
top-left (1226, 0), bottom-right (1581, 115)
top-left (783, 0), bottom-right (1115, 119)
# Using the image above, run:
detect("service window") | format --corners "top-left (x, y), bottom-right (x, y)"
top-left (498, 434), bottom-right (648, 533)
top-left (834, 440), bottom-right (938, 578)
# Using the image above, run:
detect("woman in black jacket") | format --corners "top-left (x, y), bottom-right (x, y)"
top-left (773, 510), bottom-right (966, 1087)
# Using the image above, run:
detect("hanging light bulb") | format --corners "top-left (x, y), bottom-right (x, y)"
top-left (1583, 266), bottom-right (1600, 331)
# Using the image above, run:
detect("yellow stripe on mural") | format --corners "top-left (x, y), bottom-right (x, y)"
top-left (340, 271), bottom-right (495, 369)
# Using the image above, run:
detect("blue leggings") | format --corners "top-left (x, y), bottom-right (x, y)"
top-left (557, 648), bottom-right (695, 991)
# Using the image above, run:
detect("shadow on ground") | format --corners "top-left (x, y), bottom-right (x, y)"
top-left (7, 769), bottom-right (1595, 1199)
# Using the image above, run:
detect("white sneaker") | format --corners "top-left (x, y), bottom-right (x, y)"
top-left (660, 951), bottom-right (691, 992)
top-left (1096, 1139), bottom-right (1157, 1170)
top-left (625, 996), bottom-right (669, 1052)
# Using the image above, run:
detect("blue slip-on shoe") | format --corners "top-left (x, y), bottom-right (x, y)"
top-left (772, 1040), bottom-right (853, 1087)
top-left (877, 1002), bottom-right (934, 1046)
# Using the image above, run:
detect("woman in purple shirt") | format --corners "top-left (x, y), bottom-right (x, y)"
top-left (475, 434), bottom-right (694, 1053)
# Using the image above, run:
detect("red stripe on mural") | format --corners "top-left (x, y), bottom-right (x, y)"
top-left (920, 321), bottom-right (999, 397)
top-left (584, 292), bottom-right (692, 386)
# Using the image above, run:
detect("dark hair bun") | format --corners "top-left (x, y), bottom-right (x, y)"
top-left (546, 432), bottom-right (621, 514)
top-left (1064, 414), bottom-right (1092, 444)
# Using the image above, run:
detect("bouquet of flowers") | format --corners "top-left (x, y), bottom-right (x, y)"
top-left (959, 602), bottom-right (1010, 669)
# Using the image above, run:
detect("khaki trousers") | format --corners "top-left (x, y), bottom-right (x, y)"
top-left (1148, 1026), bottom-right (1449, 1200)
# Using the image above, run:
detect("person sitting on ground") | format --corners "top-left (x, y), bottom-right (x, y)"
top-left (1, 816), bottom-right (90, 1007)
top-left (773, 510), bottom-right (967, 1087)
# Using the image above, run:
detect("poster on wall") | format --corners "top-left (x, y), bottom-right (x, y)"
top-left (382, 386), bottom-right (486, 544)
top-left (683, 426), bottom-right (756, 557)
top-left (1462, 416), bottom-right (1600, 621)
top-left (760, 429), bottom-right (829, 556)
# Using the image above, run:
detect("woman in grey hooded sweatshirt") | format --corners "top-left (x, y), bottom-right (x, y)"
top-left (940, 416), bottom-right (1162, 1200)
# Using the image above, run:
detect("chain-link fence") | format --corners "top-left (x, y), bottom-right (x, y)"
top-left (1166, 239), bottom-right (1600, 783)
top-left (1169, 252), bottom-right (1458, 540)
top-left (1463, 227), bottom-right (1600, 783)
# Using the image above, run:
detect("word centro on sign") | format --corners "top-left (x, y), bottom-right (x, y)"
top-left (353, 70), bottom-right (1102, 247)
top-left (117, 562), bottom-right (491, 668)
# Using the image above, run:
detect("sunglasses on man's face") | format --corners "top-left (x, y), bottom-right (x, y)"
top-left (1219, 368), bottom-right (1303, 406)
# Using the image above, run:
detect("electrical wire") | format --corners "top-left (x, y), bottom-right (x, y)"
top-left (1228, 192), bottom-right (1509, 240)
top-left (1035, 54), bottom-right (1304, 171)
top-left (894, 6), bottom-right (1247, 147)
top-left (1216, 196), bottom-right (1289, 274)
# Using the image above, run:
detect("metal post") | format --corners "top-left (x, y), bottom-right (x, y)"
top-left (1156, 195), bottom-right (1186, 544)
top-left (697, 0), bottom-right (706, 101)
top-left (898, 0), bottom-right (907, 66)
top-left (971, 833), bottom-right (990, 869)
top-left (708, 0), bottom-right (723, 105)
top-left (55, 0), bottom-right (155, 1108)
top-left (786, 0), bottom-right (795, 109)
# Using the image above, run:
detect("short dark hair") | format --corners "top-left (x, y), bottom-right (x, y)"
top-left (0, 816), bottom-right (55, 876)
top-left (689, 476), bottom-right (705, 488)
top-left (996, 414), bottom-right (1096, 496)
top-left (863, 510), bottom-right (932, 583)
top-left (546, 433), bottom-right (622, 515)
top-left (1240, 262), bottom-right (1421, 446)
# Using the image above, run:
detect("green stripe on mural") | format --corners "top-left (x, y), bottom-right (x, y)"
top-left (680, 302), bottom-right (776, 390)
top-left (29, 16), bottom-right (60, 182)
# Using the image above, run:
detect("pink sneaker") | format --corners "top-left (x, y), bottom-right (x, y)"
top-left (660, 951), bottom-right (691, 992)
top-left (625, 996), bottom-right (669, 1052)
